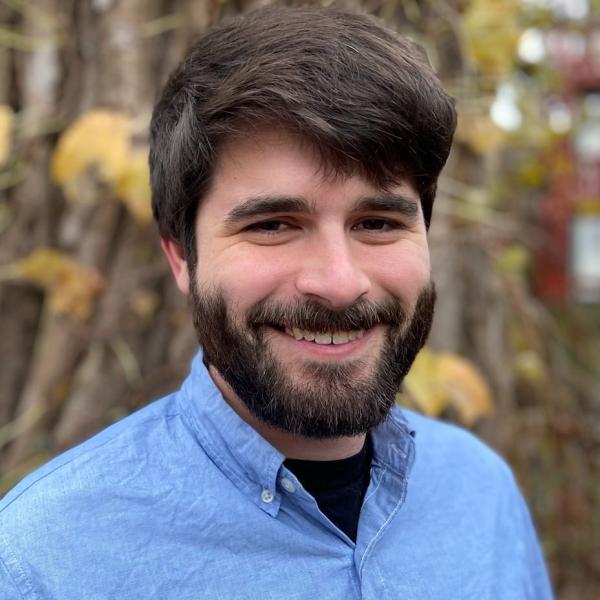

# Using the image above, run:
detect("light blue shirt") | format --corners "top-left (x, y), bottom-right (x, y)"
top-left (0, 351), bottom-right (552, 599)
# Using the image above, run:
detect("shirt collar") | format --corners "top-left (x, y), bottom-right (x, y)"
top-left (178, 350), bottom-right (284, 516)
top-left (371, 403), bottom-right (416, 482)
top-left (177, 349), bottom-right (415, 515)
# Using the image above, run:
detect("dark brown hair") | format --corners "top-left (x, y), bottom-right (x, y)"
top-left (150, 6), bottom-right (457, 266)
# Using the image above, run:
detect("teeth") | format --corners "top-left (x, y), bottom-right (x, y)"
top-left (303, 330), bottom-right (315, 341)
top-left (315, 332), bottom-right (332, 344)
top-left (332, 331), bottom-right (350, 345)
top-left (284, 327), bottom-right (365, 344)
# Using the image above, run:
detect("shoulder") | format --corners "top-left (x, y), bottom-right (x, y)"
top-left (0, 392), bottom-right (192, 597)
top-left (393, 407), bottom-right (529, 529)
top-left (0, 393), bottom-right (185, 516)
top-left (395, 407), bottom-right (517, 493)
top-left (387, 409), bottom-right (553, 597)
top-left (402, 407), bottom-right (510, 467)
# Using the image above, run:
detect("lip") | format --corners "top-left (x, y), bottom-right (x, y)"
top-left (268, 325), bottom-right (378, 359)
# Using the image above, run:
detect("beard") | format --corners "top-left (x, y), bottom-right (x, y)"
top-left (189, 280), bottom-right (436, 439)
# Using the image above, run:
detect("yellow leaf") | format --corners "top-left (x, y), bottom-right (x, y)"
top-left (495, 244), bottom-right (531, 278)
top-left (456, 111), bottom-right (505, 155)
top-left (14, 248), bottom-right (69, 285)
top-left (51, 110), bottom-right (131, 191)
top-left (0, 104), bottom-right (14, 167)
top-left (463, 0), bottom-right (521, 77)
top-left (116, 149), bottom-right (152, 223)
top-left (402, 348), bottom-right (493, 425)
top-left (13, 248), bottom-right (104, 320)
top-left (402, 347), bottom-right (449, 417)
top-left (516, 159), bottom-right (545, 187)
top-left (129, 289), bottom-right (160, 319)
top-left (436, 353), bottom-right (493, 426)
top-left (513, 350), bottom-right (547, 384)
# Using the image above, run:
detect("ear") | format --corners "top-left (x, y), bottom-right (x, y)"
top-left (160, 237), bottom-right (190, 295)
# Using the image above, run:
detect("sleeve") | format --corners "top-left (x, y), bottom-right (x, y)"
top-left (510, 476), bottom-right (555, 600)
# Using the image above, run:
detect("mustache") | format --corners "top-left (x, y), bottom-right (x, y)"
top-left (246, 297), bottom-right (408, 332)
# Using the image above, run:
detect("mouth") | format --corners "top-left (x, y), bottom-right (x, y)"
top-left (262, 322), bottom-right (380, 360)
top-left (283, 326), bottom-right (366, 345)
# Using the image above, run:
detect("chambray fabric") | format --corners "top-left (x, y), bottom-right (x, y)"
top-left (0, 351), bottom-right (552, 599)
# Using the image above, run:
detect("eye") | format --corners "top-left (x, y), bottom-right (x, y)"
top-left (244, 220), bottom-right (292, 234)
top-left (353, 218), bottom-right (400, 232)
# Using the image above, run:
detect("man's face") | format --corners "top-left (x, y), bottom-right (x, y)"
top-left (187, 129), bottom-right (434, 438)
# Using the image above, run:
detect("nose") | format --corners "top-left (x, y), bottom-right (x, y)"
top-left (294, 235), bottom-right (371, 308)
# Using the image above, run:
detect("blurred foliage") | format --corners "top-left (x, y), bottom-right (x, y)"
top-left (0, 104), bottom-right (13, 167)
top-left (51, 110), bottom-right (152, 222)
top-left (402, 347), bottom-right (493, 425)
top-left (51, 111), bottom-right (132, 188)
top-left (2, 248), bottom-right (104, 320)
top-left (463, 0), bottom-right (521, 78)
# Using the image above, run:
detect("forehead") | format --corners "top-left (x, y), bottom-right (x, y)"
top-left (201, 128), bottom-right (419, 218)
top-left (216, 128), bottom-right (326, 188)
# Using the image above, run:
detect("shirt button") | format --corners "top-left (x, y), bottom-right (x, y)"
top-left (261, 489), bottom-right (275, 504)
top-left (280, 477), bottom-right (296, 493)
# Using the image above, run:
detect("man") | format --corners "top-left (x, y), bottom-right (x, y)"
top-left (0, 6), bottom-right (552, 599)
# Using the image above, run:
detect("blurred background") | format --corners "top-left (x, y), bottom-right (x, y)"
top-left (0, 0), bottom-right (598, 597)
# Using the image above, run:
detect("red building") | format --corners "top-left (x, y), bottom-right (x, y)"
top-left (537, 26), bottom-right (600, 303)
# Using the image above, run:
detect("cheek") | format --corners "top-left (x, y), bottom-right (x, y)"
top-left (195, 245), bottom-right (295, 306)
top-left (369, 248), bottom-right (431, 303)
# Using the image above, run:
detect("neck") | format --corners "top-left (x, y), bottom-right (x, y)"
top-left (208, 365), bottom-right (366, 461)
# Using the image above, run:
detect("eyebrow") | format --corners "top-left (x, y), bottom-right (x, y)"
top-left (351, 193), bottom-right (420, 218)
top-left (222, 192), bottom-right (420, 227)
top-left (223, 196), bottom-right (312, 226)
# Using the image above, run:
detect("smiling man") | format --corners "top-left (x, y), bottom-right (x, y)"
top-left (163, 128), bottom-right (436, 455)
top-left (0, 6), bottom-right (552, 599)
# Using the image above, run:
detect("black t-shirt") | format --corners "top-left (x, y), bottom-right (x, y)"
top-left (284, 436), bottom-right (372, 542)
